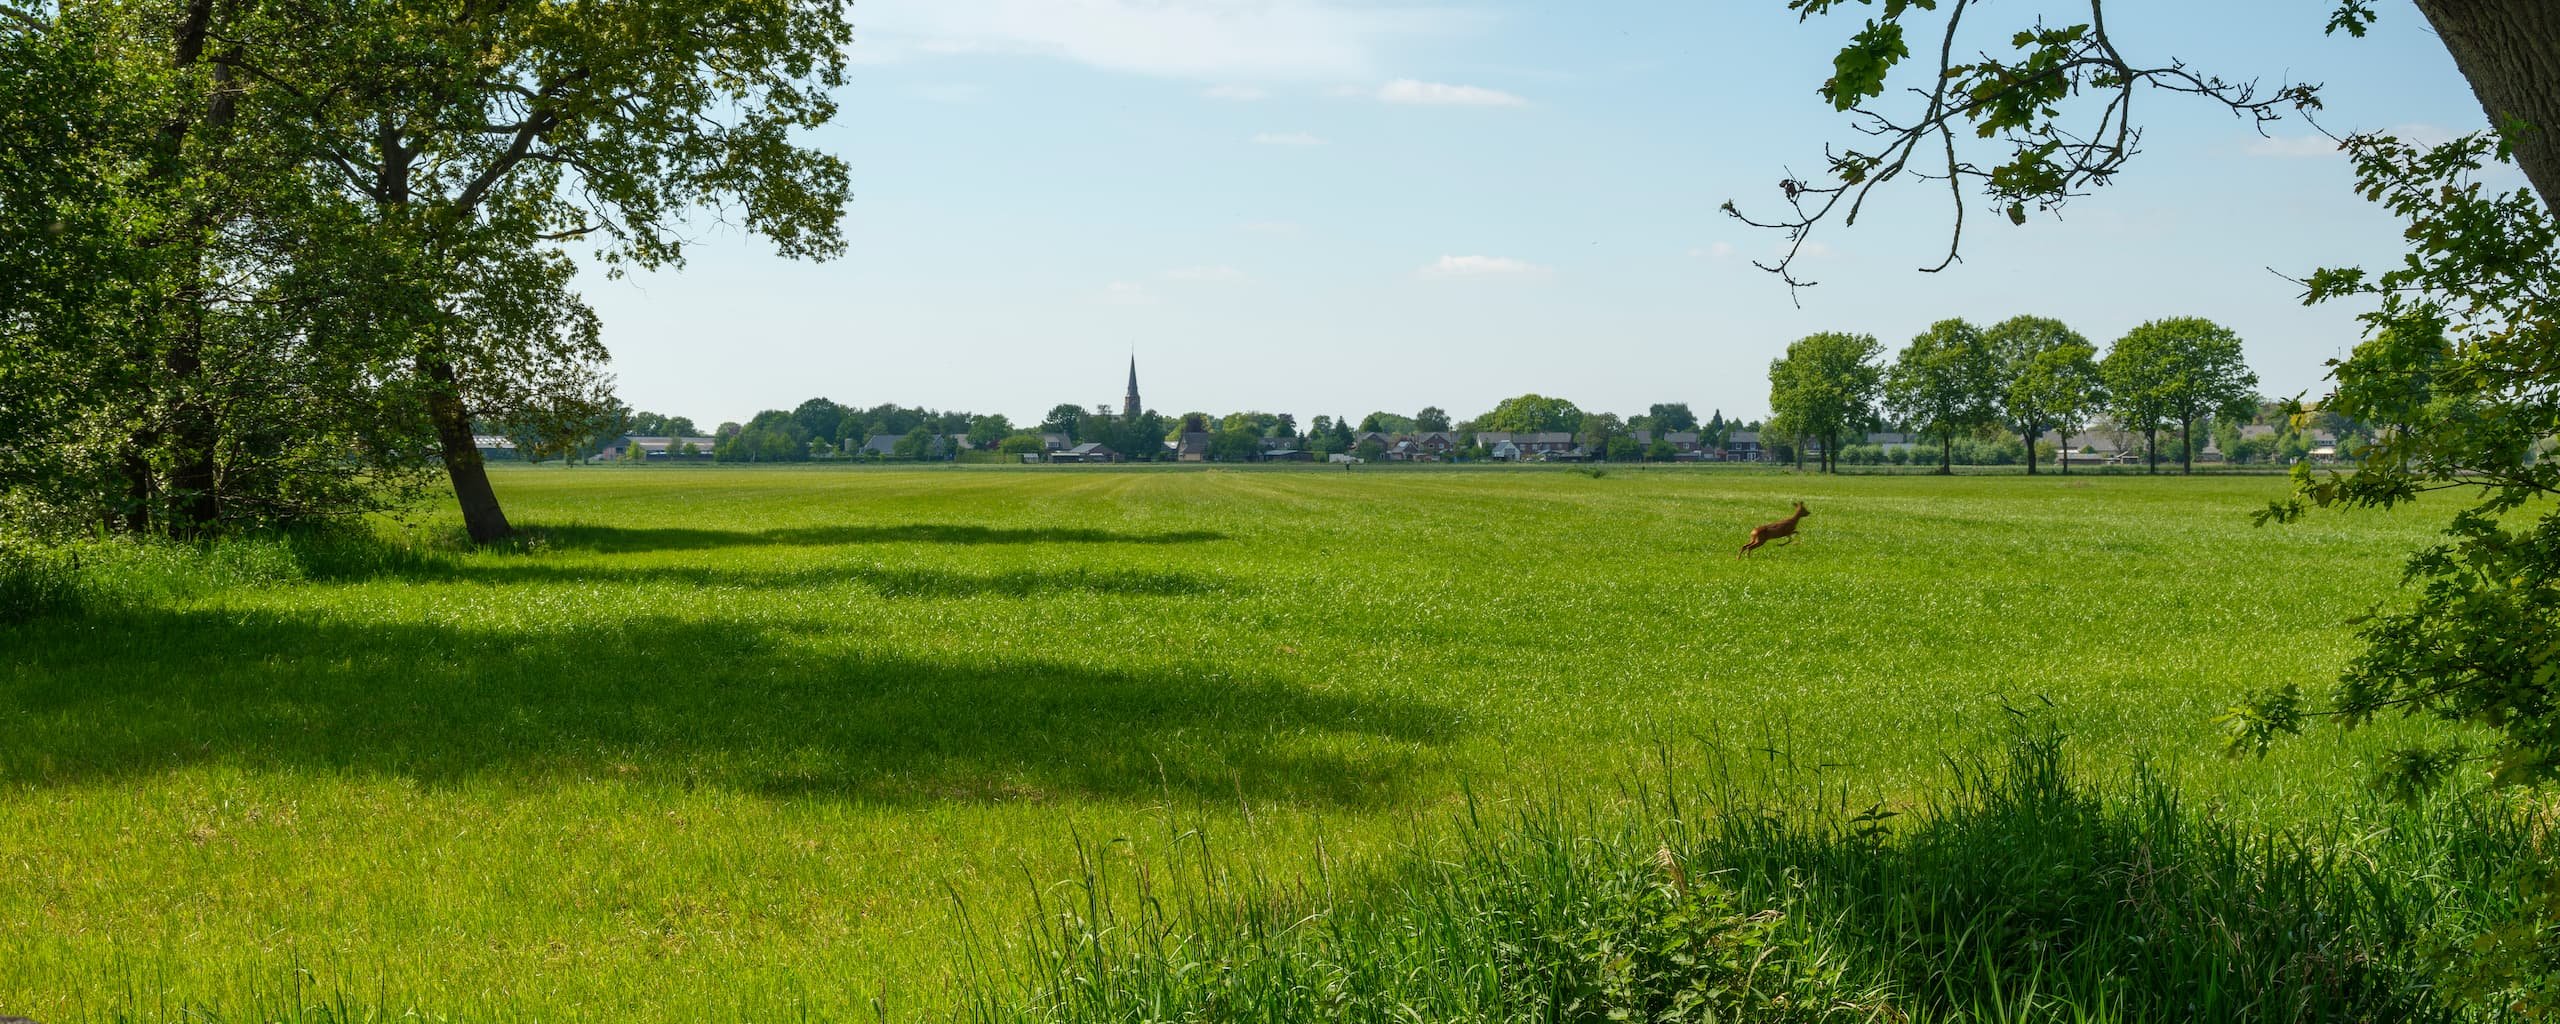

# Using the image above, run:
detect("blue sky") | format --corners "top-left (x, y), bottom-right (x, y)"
top-left (580, 1), bottom-right (2498, 429)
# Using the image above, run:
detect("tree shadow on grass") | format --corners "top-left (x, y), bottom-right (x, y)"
top-left (524, 523), bottom-right (1229, 555)
top-left (415, 561), bottom-right (1238, 598)
top-left (0, 609), bottom-right (1448, 808)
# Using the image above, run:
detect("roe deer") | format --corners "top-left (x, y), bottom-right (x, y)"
top-left (1740, 501), bottom-right (1809, 557)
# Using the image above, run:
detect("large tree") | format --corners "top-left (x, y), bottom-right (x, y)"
top-left (2107, 318), bottom-right (2259, 474)
top-left (237, 0), bottom-right (854, 542)
top-left (1883, 318), bottom-right (1998, 474)
top-left (2099, 330), bottom-right (2177, 475)
top-left (1987, 316), bottom-right (2100, 475)
top-left (1767, 332), bottom-right (1884, 474)
top-left (1470, 394), bottom-right (1586, 435)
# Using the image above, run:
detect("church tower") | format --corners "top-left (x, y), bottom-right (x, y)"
top-left (1123, 355), bottom-right (1142, 417)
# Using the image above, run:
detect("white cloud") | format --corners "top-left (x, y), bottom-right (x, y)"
top-left (1204, 84), bottom-right (1269, 101)
top-left (1241, 220), bottom-right (1304, 235)
top-left (1689, 242), bottom-right (1738, 260)
top-left (1376, 78), bottom-right (1526, 107)
top-left (1250, 131), bottom-right (1327, 146)
top-left (1100, 281), bottom-right (1157, 305)
top-left (1164, 265), bottom-right (1248, 282)
top-left (909, 83), bottom-right (987, 104)
top-left (861, 1), bottom-right (1474, 81)
top-left (1419, 255), bottom-right (1547, 278)
top-left (2244, 134), bottom-right (2340, 159)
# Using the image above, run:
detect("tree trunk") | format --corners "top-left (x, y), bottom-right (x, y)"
top-left (2022, 427), bottom-right (2039, 475)
top-left (1940, 435), bottom-right (1953, 475)
top-left (2179, 415), bottom-right (2195, 474)
top-left (2415, 0), bottom-right (2560, 213)
top-left (2146, 428), bottom-right (2159, 473)
top-left (422, 355), bottom-right (513, 543)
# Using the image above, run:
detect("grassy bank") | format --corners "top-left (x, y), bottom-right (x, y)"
top-left (0, 465), bottom-right (2475, 1021)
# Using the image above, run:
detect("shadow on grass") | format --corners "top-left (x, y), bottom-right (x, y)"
top-left (0, 609), bottom-right (1448, 807)
top-left (525, 523), bottom-right (1229, 554)
top-left (415, 562), bottom-right (1236, 598)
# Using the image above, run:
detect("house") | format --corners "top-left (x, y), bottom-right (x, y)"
top-left (1489, 439), bottom-right (1521, 461)
top-left (1051, 442), bottom-right (1120, 464)
top-left (597, 435), bottom-right (719, 461)
top-left (1040, 432), bottom-right (1073, 452)
top-left (1631, 430), bottom-right (1710, 460)
top-left (1475, 431), bottom-right (1578, 459)
top-left (1259, 447), bottom-right (1312, 462)
top-left (1412, 431), bottom-right (1458, 459)
top-left (858, 433), bottom-right (951, 460)
top-left (1863, 432), bottom-right (1919, 450)
top-left (474, 435), bottom-right (519, 461)
top-left (2039, 428), bottom-right (2133, 467)
top-left (1723, 431), bottom-right (1763, 461)
top-left (1177, 432), bottom-right (1211, 461)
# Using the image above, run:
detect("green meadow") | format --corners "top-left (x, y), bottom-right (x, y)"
top-left (0, 465), bottom-right (2468, 1022)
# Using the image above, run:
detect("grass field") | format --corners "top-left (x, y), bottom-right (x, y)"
top-left (0, 465), bottom-right (2468, 1022)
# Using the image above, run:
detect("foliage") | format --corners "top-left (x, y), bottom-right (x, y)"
top-left (2240, 130), bottom-right (2560, 787)
top-left (1734, 1), bottom-right (2330, 289)
top-left (1989, 315), bottom-right (2101, 475)
top-left (2113, 317), bottom-right (2259, 474)
top-left (1413, 406), bottom-right (1451, 433)
top-left (1885, 318), bottom-right (1999, 474)
top-left (1767, 331), bottom-right (1884, 473)
top-left (1469, 393), bottom-right (1586, 435)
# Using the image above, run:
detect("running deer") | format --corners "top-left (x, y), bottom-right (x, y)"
top-left (1740, 501), bottom-right (1809, 557)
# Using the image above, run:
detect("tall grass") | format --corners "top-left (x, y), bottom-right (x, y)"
top-left (970, 726), bottom-right (2533, 1023)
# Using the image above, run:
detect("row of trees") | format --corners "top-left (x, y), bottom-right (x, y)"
top-left (0, 1), bottom-right (850, 543)
top-left (591, 397), bottom-right (1775, 465)
top-left (1769, 316), bottom-right (2261, 474)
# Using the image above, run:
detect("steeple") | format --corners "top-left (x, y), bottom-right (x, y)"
top-left (1123, 354), bottom-right (1142, 417)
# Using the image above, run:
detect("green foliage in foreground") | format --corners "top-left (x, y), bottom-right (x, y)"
top-left (977, 727), bottom-right (2527, 1023)
top-left (0, 468), bottom-right (2482, 1022)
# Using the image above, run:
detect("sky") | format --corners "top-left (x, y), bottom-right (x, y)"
top-left (577, 1), bottom-right (2504, 429)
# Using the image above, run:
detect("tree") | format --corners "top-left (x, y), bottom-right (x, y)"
top-left (1353, 437), bottom-right (1387, 462)
top-left (1358, 411), bottom-right (1417, 434)
top-left (997, 433), bottom-right (1045, 457)
top-left (2108, 318), bottom-right (2258, 474)
top-left (1414, 406), bottom-right (1451, 432)
top-left (1209, 427), bottom-right (1264, 462)
top-left (58, 0), bottom-right (856, 542)
top-left (1645, 403), bottom-right (1699, 433)
top-left (1040, 404), bottom-right (1085, 442)
top-left (1768, 332), bottom-right (1884, 474)
top-left (1884, 319), bottom-right (1999, 474)
top-left (892, 426), bottom-right (933, 461)
top-left (1473, 394), bottom-right (1585, 435)
top-left (1578, 412), bottom-right (1629, 461)
top-left (1988, 317), bottom-right (2100, 475)
top-left (968, 414), bottom-right (1013, 451)
top-left (792, 399), bottom-right (847, 446)
top-left (1729, 3), bottom-right (2560, 291)
top-left (2100, 330), bottom-right (2177, 475)
top-left (1329, 416), bottom-right (1356, 454)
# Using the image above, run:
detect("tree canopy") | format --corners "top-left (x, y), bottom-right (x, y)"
top-left (1884, 319), bottom-right (1998, 474)
top-left (1767, 332), bottom-right (1884, 474)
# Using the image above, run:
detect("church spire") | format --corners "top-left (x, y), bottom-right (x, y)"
top-left (1123, 354), bottom-right (1142, 417)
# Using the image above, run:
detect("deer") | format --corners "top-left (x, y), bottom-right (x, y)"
top-left (1740, 501), bottom-right (1809, 557)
